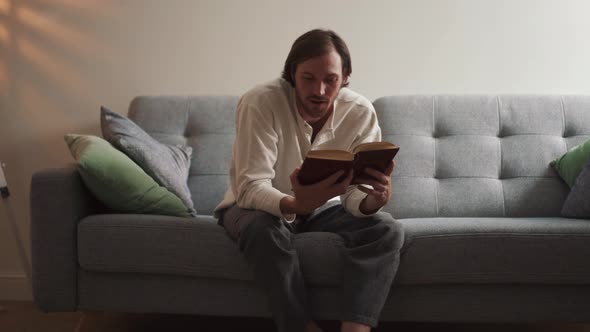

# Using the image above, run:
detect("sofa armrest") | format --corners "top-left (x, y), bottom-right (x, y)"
top-left (30, 164), bottom-right (103, 312)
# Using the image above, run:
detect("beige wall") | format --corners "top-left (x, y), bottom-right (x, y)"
top-left (1, 0), bottom-right (590, 300)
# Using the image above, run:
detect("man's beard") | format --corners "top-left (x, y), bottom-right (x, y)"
top-left (297, 94), bottom-right (331, 120)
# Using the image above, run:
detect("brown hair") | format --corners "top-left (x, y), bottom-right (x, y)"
top-left (281, 29), bottom-right (352, 87)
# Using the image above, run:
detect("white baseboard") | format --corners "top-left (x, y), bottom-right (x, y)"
top-left (0, 272), bottom-right (32, 301)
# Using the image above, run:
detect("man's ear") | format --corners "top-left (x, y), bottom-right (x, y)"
top-left (341, 75), bottom-right (350, 87)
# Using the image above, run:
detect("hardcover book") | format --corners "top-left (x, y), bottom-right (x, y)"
top-left (297, 142), bottom-right (400, 185)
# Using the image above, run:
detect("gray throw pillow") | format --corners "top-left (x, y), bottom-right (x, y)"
top-left (100, 106), bottom-right (196, 216)
top-left (561, 157), bottom-right (590, 218)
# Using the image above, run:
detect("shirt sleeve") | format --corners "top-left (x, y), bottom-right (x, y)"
top-left (340, 105), bottom-right (384, 217)
top-left (231, 100), bottom-right (295, 221)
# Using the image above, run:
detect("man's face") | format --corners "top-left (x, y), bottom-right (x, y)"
top-left (293, 49), bottom-right (344, 125)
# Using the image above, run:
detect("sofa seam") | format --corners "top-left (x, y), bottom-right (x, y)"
top-left (433, 96), bottom-right (439, 216)
top-left (382, 133), bottom-right (574, 138)
top-left (560, 96), bottom-right (566, 137)
top-left (79, 264), bottom-right (254, 280)
top-left (79, 264), bottom-right (338, 285)
top-left (393, 175), bottom-right (560, 179)
top-left (409, 233), bottom-right (590, 239)
top-left (497, 96), bottom-right (506, 217)
top-left (405, 272), bottom-right (590, 276)
top-left (81, 262), bottom-right (244, 272)
top-left (150, 130), bottom-right (233, 136)
top-left (80, 225), bottom-right (347, 247)
top-left (184, 97), bottom-right (191, 137)
top-left (80, 224), bottom-right (219, 231)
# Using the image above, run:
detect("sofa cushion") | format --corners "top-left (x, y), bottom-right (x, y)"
top-left (100, 106), bottom-right (196, 216)
top-left (396, 217), bottom-right (590, 285)
top-left (77, 214), bottom-right (344, 286)
top-left (561, 158), bottom-right (590, 218)
top-left (65, 134), bottom-right (191, 217)
top-left (77, 214), bottom-right (590, 286)
top-left (551, 138), bottom-right (590, 188)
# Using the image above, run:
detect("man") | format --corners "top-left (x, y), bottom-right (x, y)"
top-left (215, 29), bottom-right (404, 332)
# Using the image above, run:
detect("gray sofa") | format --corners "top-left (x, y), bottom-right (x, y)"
top-left (31, 95), bottom-right (590, 322)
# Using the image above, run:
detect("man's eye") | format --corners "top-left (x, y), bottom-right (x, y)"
top-left (304, 77), bottom-right (313, 81)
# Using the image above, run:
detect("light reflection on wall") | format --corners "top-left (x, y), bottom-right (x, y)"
top-left (17, 37), bottom-right (88, 101)
top-left (0, 0), bottom-right (11, 15)
top-left (0, 58), bottom-right (6, 93)
top-left (0, 22), bottom-right (8, 45)
top-left (17, 78), bottom-right (62, 132)
top-left (39, 0), bottom-right (123, 17)
top-left (0, 0), bottom-right (123, 105)
top-left (16, 6), bottom-right (99, 56)
top-left (0, 0), bottom-right (117, 107)
top-left (0, 0), bottom-right (11, 99)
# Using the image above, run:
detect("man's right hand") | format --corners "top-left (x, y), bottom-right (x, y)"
top-left (280, 167), bottom-right (353, 215)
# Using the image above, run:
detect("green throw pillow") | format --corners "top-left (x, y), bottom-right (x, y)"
top-left (65, 134), bottom-right (191, 217)
top-left (551, 138), bottom-right (590, 187)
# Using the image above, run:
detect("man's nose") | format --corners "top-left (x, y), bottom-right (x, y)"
top-left (314, 81), bottom-right (326, 96)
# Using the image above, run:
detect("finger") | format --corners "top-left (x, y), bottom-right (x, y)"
top-left (322, 170), bottom-right (346, 186)
top-left (354, 177), bottom-right (387, 192)
top-left (356, 184), bottom-right (375, 196)
top-left (333, 170), bottom-right (354, 193)
top-left (363, 168), bottom-right (389, 184)
top-left (340, 169), bottom-right (353, 186)
top-left (290, 167), bottom-right (302, 186)
top-left (384, 160), bottom-right (395, 176)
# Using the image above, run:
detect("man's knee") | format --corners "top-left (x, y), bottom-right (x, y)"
top-left (238, 211), bottom-right (292, 252)
top-left (368, 212), bottom-right (404, 251)
top-left (241, 211), bottom-right (283, 235)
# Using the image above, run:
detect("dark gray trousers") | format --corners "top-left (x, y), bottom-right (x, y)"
top-left (218, 201), bottom-right (404, 332)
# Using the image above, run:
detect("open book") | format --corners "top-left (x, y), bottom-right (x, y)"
top-left (297, 141), bottom-right (400, 185)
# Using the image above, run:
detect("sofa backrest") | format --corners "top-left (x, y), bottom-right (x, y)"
top-left (128, 96), bottom-right (238, 215)
top-left (129, 95), bottom-right (590, 219)
top-left (375, 95), bottom-right (590, 218)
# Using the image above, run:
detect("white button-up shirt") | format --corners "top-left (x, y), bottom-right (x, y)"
top-left (215, 78), bottom-right (382, 221)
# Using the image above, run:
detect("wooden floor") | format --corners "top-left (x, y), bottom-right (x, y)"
top-left (2, 301), bottom-right (590, 332)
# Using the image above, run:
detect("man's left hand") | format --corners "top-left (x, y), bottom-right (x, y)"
top-left (357, 160), bottom-right (395, 214)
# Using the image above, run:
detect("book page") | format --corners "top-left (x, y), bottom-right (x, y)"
top-left (352, 141), bottom-right (397, 154)
top-left (307, 149), bottom-right (354, 161)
